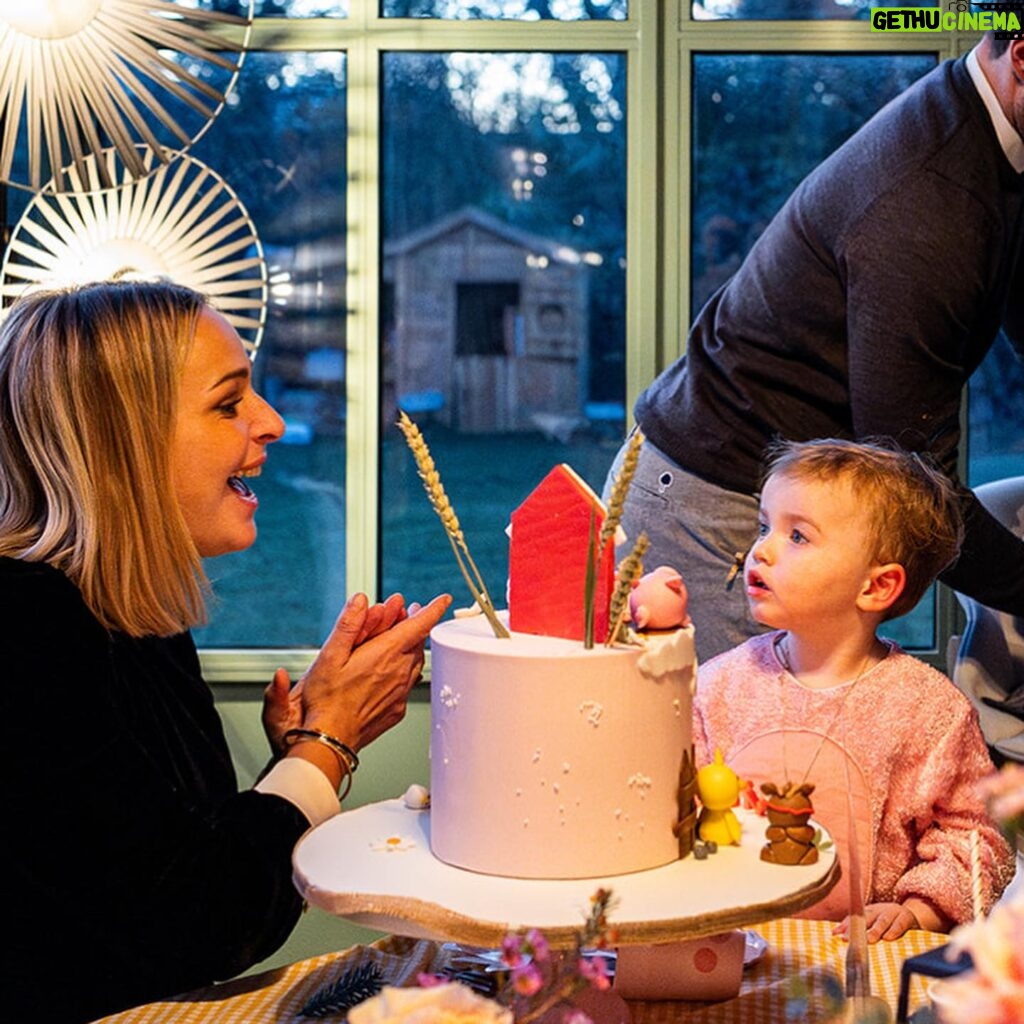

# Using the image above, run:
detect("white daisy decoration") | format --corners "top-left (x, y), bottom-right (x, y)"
top-left (370, 835), bottom-right (417, 853)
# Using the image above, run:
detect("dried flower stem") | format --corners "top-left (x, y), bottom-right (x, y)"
top-left (397, 412), bottom-right (509, 638)
top-left (510, 889), bottom-right (618, 1024)
top-left (515, 975), bottom-right (579, 1024)
top-left (605, 532), bottom-right (649, 646)
top-left (599, 429), bottom-right (643, 557)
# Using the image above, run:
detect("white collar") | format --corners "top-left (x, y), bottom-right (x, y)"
top-left (966, 47), bottom-right (1024, 174)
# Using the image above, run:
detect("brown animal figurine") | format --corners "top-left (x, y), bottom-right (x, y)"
top-left (759, 781), bottom-right (818, 866)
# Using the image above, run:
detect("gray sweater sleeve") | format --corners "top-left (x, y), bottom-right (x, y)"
top-left (839, 174), bottom-right (1024, 614)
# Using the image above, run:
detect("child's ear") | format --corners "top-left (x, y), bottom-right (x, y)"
top-left (858, 563), bottom-right (906, 613)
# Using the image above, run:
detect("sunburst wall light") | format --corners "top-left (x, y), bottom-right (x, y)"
top-left (1, 145), bottom-right (268, 355)
top-left (0, 0), bottom-right (253, 193)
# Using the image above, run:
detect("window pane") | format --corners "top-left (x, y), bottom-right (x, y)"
top-left (691, 53), bottom-right (936, 319)
top-left (968, 334), bottom-right (1024, 487)
top-left (381, 52), bottom-right (627, 609)
top-left (189, 52), bottom-right (348, 649)
top-left (382, 0), bottom-right (626, 21)
top-left (692, 52), bottom-right (940, 649)
top-left (891, 333), bottom-right (1024, 651)
top-left (692, 0), bottom-right (934, 20)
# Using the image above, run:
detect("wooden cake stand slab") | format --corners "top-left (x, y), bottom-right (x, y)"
top-left (293, 799), bottom-right (840, 949)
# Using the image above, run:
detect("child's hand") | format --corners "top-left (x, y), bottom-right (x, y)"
top-left (833, 902), bottom-right (919, 943)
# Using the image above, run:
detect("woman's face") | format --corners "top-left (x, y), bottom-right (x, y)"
top-left (170, 307), bottom-right (284, 558)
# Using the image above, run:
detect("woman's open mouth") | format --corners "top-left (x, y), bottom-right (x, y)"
top-left (227, 465), bottom-right (261, 499)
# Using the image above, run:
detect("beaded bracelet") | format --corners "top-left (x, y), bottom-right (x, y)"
top-left (283, 728), bottom-right (359, 801)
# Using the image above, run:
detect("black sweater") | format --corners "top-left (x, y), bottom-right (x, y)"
top-left (0, 558), bottom-right (307, 1023)
top-left (637, 55), bottom-right (1024, 615)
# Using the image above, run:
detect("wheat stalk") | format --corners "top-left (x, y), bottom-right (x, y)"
top-left (605, 532), bottom-right (650, 646)
top-left (599, 429), bottom-right (643, 556)
top-left (397, 412), bottom-right (509, 638)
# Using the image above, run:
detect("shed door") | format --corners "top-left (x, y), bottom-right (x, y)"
top-left (455, 282), bottom-right (521, 431)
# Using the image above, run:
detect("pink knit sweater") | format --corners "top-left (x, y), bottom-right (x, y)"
top-left (693, 632), bottom-right (1016, 924)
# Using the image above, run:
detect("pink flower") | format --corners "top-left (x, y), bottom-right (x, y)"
top-left (577, 955), bottom-right (612, 991)
top-left (501, 934), bottom-right (526, 968)
top-left (948, 898), bottom-right (1024, 986)
top-left (511, 962), bottom-right (545, 997)
top-left (561, 1010), bottom-right (595, 1024)
top-left (415, 972), bottom-right (447, 988)
top-left (525, 928), bottom-right (550, 962)
top-left (939, 895), bottom-right (1024, 1024)
top-left (932, 975), bottom-right (1024, 1024)
top-left (977, 764), bottom-right (1024, 829)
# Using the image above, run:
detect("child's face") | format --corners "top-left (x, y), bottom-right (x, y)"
top-left (745, 470), bottom-right (882, 633)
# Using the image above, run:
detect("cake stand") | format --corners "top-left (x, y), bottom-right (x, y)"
top-left (292, 799), bottom-right (840, 949)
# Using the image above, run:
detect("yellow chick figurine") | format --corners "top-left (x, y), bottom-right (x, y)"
top-left (696, 749), bottom-right (742, 846)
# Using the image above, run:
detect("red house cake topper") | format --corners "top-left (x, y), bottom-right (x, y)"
top-left (508, 464), bottom-right (616, 643)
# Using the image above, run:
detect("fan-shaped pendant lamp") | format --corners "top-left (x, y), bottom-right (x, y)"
top-left (1, 145), bottom-right (268, 355)
top-left (0, 0), bottom-right (253, 193)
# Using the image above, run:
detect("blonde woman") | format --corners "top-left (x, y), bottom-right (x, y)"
top-left (0, 280), bottom-right (450, 1023)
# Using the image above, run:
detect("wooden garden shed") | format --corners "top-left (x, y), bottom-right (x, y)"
top-left (383, 206), bottom-right (589, 434)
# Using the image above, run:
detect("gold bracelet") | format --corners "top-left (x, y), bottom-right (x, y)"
top-left (283, 728), bottom-right (358, 800)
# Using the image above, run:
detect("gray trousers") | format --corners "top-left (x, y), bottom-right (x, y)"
top-left (602, 435), bottom-right (767, 663)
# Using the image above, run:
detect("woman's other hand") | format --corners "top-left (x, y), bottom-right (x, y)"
top-left (297, 591), bottom-right (452, 753)
top-left (261, 592), bottom-right (441, 755)
top-left (262, 667), bottom-right (304, 756)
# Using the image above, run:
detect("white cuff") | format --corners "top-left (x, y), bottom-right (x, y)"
top-left (255, 756), bottom-right (341, 826)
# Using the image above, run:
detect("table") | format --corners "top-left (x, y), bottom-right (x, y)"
top-left (93, 918), bottom-right (948, 1023)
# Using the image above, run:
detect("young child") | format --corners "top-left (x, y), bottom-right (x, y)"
top-left (693, 439), bottom-right (1016, 942)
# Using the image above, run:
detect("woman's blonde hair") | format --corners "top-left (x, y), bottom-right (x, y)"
top-left (763, 438), bottom-right (964, 621)
top-left (0, 280), bottom-right (212, 637)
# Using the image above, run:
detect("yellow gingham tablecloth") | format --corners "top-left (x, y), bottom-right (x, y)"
top-left (94, 918), bottom-right (948, 1023)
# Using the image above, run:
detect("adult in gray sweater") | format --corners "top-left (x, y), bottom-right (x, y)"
top-left (608, 34), bottom-right (1023, 662)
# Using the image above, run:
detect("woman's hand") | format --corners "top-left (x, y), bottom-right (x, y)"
top-left (297, 591), bottom-right (452, 752)
top-left (262, 667), bottom-right (303, 756)
top-left (261, 592), bottom-right (435, 755)
top-left (353, 592), bottom-right (410, 646)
